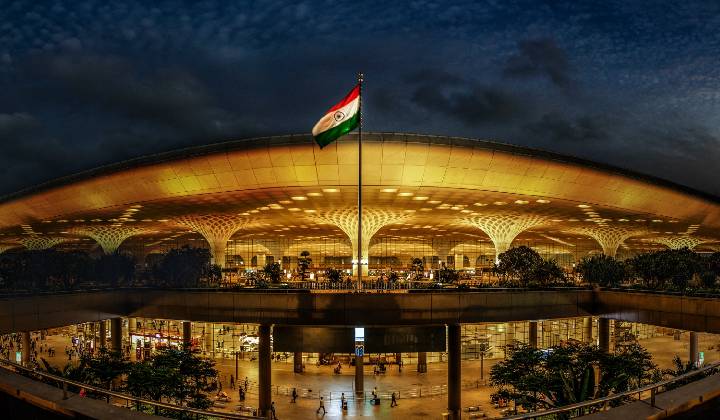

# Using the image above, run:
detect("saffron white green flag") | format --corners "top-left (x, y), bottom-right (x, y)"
top-left (312, 84), bottom-right (360, 148)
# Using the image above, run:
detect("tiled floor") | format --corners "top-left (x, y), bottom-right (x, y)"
top-left (29, 330), bottom-right (720, 419)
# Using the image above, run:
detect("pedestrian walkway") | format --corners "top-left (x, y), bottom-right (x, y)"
top-left (23, 329), bottom-right (720, 419)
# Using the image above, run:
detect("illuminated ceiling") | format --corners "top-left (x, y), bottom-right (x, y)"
top-left (0, 133), bottom-right (718, 259)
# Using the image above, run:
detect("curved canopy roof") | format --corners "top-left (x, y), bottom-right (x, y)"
top-left (0, 133), bottom-right (718, 257)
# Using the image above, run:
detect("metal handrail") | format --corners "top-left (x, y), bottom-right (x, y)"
top-left (499, 360), bottom-right (720, 419)
top-left (0, 358), bottom-right (265, 419)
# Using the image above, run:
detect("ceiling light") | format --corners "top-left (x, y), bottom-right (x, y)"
top-left (322, 188), bottom-right (339, 193)
top-left (381, 188), bottom-right (398, 193)
top-left (398, 192), bottom-right (414, 197)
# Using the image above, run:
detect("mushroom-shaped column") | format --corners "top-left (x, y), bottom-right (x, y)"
top-left (650, 235), bottom-right (709, 250)
top-left (72, 225), bottom-right (150, 254)
top-left (312, 208), bottom-right (407, 276)
top-left (19, 235), bottom-right (68, 250)
top-left (175, 214), bottom-right (248, 268)
top-left (565, 226), bottom-right (646, 257)
top-left (466, 214), bottom-right (549, 263)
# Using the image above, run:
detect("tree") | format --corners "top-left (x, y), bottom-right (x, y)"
top-left (705, 252), bottom-right (720, 277)
top-left (628, 248), bottom-right (704, 290)
top-left (531, 259), bottom-right (567, 286)
top-left (490, 342), bottom-right (656, 412)
top-left (152, 246), bottom-right (214, 287)
top-left (494, 246), bottom-right (543, 286)
top-left (438, 266), bottom-right (459, 283)
top-left (0, 250), bottom-right (92, 291)
top-left (298, 250), bottom-right (311, 281)
top-left (94, 253), bottom-right (136, 287)
top-left (576, 254), bottom-right (626, 287)
top-left (262, 262), bottom-right (282, 284)
top-left (663, 355), bottom-right (698, 390)
top-left (388, 271), bottom-right (400, 283)
top-left (83, 349), bottom-right (129, 393)
top-left (325, 267), bottom-right (344, 283)
top-left (126, 348), bottom-right (217, 412)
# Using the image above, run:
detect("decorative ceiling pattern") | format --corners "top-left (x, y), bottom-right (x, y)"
top-left (0, 134), bottom-right (718, 261)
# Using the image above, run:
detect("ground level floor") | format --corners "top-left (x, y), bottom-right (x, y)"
top-left (2, 317), bottom-right (718, 419)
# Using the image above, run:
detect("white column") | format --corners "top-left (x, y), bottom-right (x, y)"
top-left (454, 253), bottom-right (464, 270)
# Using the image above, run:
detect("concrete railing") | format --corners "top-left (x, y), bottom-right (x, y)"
top-left (0, 357), bottom-right (264, 419)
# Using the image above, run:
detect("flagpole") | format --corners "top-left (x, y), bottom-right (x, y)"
top-left (357, 72), bottom-right (364, 291)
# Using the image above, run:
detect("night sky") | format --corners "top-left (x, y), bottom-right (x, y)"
top-left (1, 1), bottom-right (719, 196)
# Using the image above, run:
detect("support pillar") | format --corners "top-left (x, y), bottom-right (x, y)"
top-left (294, 351), bottom-right (303, 373)
top-left (21, 331), bottom-right (31, 366)
top-left (583, 317), bottom-right (593, 344)
top-left (504, 323), bottom-right (515, 357)
top-left (205, 323), bottom-right (213, 355)
top-left (182, 321), bottom-right (192, 350)
top-left (258, 324), bottom-right (272, 416)
top-left (355, 353), bottom-right (364, 394)
top-left (99, 320), bottom-right (107, 350)
top-left (448, 324), bottom-right (461, 419)
top-left (111, 318), bottom-right (122, 351)
top-left (417, 351), bottom-right (428, 373)
top-left (256, 254), bottom-right (266, 268)
top-left (690, 332), bottom-right (699, 366)
top-left (454, 254), bottom-right (464, 270)
top-left (598, 318), bottom-right (610, 353)
top-left (528, 321), bottom-right (538, 348)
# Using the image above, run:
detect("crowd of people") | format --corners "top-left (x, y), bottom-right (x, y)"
top-left (0, 332), bottom-right (60, 365)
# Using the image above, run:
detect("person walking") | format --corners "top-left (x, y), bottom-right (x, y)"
top-left (316, 396), bottom-right (326, 414)
top-left (341, 392), bottom-right (347, 410)
top-left (270, 401), bottom-right (278, 420)
top-left (244, 376), bottom-right (249, 391)
top-left (391, 392), bottom-right (398, 407)
top-left (291, 387), bottom-right (298, 403)
top-left (230, 374), bottom-right (235, 389)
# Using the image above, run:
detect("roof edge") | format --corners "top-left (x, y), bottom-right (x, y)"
top-left (1, 132), bottom-right (718, 205)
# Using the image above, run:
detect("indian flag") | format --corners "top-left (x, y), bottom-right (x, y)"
top-left (312, 84), bottom-right (360, 148)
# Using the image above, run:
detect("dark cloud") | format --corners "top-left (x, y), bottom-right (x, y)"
top-left (503, 38), bottom-right (574, 91)
top-left (403, 69), bottom-right (464, 86)
top-left (0, 112), bottom-right (75, 181)
top-left (26, 53), bottom-right (257, 142)
top-left (407, 71), bottom-right (523, 126)
top-left (0, 113), bottom-right (40, 139)
top-left (523, 113), bottom-right (607, 143)
top-left (0, 1), bottom-right (719, 197)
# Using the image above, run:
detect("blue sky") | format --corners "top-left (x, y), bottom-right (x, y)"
top-left (1, 1), bottom-right (719, 195)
